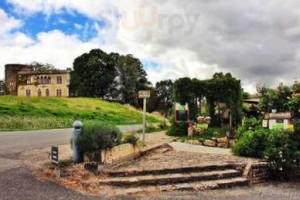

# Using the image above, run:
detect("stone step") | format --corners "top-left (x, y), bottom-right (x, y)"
top-left (115, 177), bottom-right (249, 195)
top-left (99, 169), bottom-right (242, 187)
top-left (103, 163), bottom-right (241, 177)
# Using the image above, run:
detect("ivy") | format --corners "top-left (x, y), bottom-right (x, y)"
top-left (173, 73), bottom-right (243, 127)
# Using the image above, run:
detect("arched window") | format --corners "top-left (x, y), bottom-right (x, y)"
top-left (37, 76), bottom-right (40, 84)
top-left (46, 89), bottom-right (50, 97)
top-left (57, 76), bottom-right (62, 84)
top-left (26, 90), bottom-right (31, 97)
top-left (38, 89), bottom-right (42, 97)
top-left (48, 77), bottom-right (51, 84)
top-left (41, 77), bottom-right (44, 84)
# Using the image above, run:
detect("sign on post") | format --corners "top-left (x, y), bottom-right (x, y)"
top-left (138, 90), bottom-right (150, 143)
top-left (138, 90), bottom-right (150, 98)
top-left (51, 146), bottom-right (59, 165)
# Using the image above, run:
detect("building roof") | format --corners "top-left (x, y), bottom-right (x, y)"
top-left (18, 70), bottom-right (69, 75)
top-left (243, 98), bottom-right (260, 104)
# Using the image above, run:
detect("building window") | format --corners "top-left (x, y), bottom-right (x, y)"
top-left (48, 77), bottom-right (51, 84)
top-left (56, 89), bottom-right (62, 97)
top-left (26, 76), bottom-right (31, 84)
top-left (46, 89), bottom-right (50, 97)
top-left (57, 76), bottom-right (62, 84)
top-left (26, 90), bottom-right (31, 97)
top-left (41, 77), bottom-right (44, 84)
top-left (38, 89), bottom-right (42, 97)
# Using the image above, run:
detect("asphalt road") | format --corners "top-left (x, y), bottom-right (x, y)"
top-left (0, 125), bottom-right (143, 173)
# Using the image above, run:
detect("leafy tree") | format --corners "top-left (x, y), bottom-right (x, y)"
top-left (291, 81), bottom-right (300, 93)
top-left (155, 80), bottom-right (173, 118)
top-left (257, 84), bottom-right (292, 113)
top-left (116, 54), bottom-right (149, 106)
top-left (0, 80), bottom-right (5, 95)
top-left (242, 91), bottom-right (251, 100)
top-left (29, 62), bottom-right (57, 72)
top-left (71, 49), bottom-right (118, 99)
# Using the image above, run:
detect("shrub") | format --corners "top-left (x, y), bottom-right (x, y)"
top-left (123, 134), bottom-right (139, 146)
top-left (236, 118), bottom-right (261, 139)
top-left (206, 127), bottom-right (226, 137)
top-left (167, 121), bottom-right (188, 136)
top-left (76, 122), bottom-right (122, 153)
top-left (264, 130), bottom-right (300, 179)
top-left (232, 128), bottom-right (268, 158)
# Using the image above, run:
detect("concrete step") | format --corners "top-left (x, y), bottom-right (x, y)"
top-left (115, 177), bottom-right (249, 195)
top-left (99, 169), bottom-right (242, 187)
top-left (103, 163), bottom-right (241, 177)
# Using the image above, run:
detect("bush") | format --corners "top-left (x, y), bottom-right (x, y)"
top-left (236, 118), bottom-right (261, 139)
top-left (123, 134), bottom-right (139, 146)
top-left (167, 121), bottom-right (188, 136)
top-left (206, 127), bottom-right (226, 137)
top-left (76, 122), bottom-right (122, 152)
top-left (232, 128), bottom-right (268, 158)
top-left (264, 130), bottom-right (300, 179)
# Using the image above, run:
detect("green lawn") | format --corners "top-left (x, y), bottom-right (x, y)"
top-left (0, 96), bottom-right (163, 131)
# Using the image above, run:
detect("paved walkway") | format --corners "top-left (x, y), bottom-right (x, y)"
top-left (169, 142), bottom-right (232, 155)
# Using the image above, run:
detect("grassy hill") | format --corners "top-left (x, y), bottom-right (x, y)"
top-left (0, 96), bottom-right (163, 131)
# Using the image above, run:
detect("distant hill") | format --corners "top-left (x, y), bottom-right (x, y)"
top-left (0, 96), bottom-right (163, 131)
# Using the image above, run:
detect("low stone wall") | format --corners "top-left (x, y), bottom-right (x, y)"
top-left (252, 163), bottom-right (271, 184)
top-left (83, 143), bottom-right (141, 164)
top-left (243, 162), bottom-right (270, 185)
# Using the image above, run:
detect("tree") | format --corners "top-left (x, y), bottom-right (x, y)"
top-left (155, 80), bottom-right (173, 118)
top-left (116, 54), bottom-right (149, 106)
top-left (71, 49), bottom-right (118, 99)
top-left (0, 80), bottom-right (5, 95)
top-left (257, 83), bottom-right (292, 113)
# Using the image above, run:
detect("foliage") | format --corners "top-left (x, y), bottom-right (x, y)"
top-left (236, 118), bottom-right (261, 139)
top-left (70, 49), bottom-right (118, 99)
top-left (242, 91), bottom-right (251, 100)
top-left (206, 126), bottom-right (227, 137)
top-left (76, 122), bottom-right (122, 152)
top-left (289, 96), bottom-right (300, 119)
top-left (232, 128), bottom-right (268, 158)
top-left (123, 133), bottom-right (139, 146)
top-left (58, 159), bottom-right (73, 169)
top-left (257, 84), bottom-right (292, 113)
top-left (155, 80), bottom-right (173, 118)
top-left (173, 73), bottom-right (243, 127)
top-left (0, 96), bottom-right (163, 131)
top-left (116, 54), bottom-right (149, 106)
top-left (264, 130), bottom-right (300, 179)
top-left (167, 121), bottom-right (188, 136)
top-left (0, 80), bottom-right (4, 95)
top-left (173, 77), bottom-right (198, 120)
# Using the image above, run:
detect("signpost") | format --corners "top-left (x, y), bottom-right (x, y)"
top-left (138, 90), bottom-right (150, 142)
top-left (51, 146), bottom-right (59, 165)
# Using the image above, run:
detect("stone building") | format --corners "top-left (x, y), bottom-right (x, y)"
top-left (5, 64), bottom-right (70, 97)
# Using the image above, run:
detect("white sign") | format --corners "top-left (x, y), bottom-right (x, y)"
top-left (138, 90), bottom-right (150, 99)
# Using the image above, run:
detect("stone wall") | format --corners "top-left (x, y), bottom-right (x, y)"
top-left (243, 162), bottom-right (270, 185)
top-left (5, 64), bottom-right (32, 95)
top-left (84, 143), bottom-right (141, 164)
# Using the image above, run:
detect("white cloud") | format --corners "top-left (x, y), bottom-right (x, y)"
top-left (0, 8), bottom-right (22, 33)
top-left (4, 0), bottom-right (300, 94)
top-left (0, 30), bottom-right (99, 79)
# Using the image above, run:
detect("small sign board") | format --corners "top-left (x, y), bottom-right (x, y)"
top-left (138, 90), bottom-right (150, 98)
top-left (51, 146), bottom-right (59, 165)
top-left (268, 112), bottom-right (291, 119)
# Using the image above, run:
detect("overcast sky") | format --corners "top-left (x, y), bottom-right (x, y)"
top-left (0, 0), bottom-right (300, 93)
